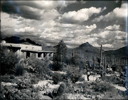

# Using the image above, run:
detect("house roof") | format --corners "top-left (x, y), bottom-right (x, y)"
top-left (21, 49), bottom-right (55, 53)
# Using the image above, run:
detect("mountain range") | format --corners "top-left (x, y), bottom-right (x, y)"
top-left (2, 36), bottom-right (128, 62)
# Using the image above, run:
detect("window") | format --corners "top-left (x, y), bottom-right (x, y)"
top-left (26, 52), bottom-right (30, 58)
top-left (38, 53), bottom-right (41, 57)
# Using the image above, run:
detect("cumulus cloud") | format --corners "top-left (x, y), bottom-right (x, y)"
top-left (71, 24), bottom-right (97, 34)
top-left (85, 24), bottom-right (97, 33)
top-left (99, 31), bottom-right (111, 38)
top-left (1, 12), bottom-right (17, 27)
top-left (97, 26), bottom-right (126, 49)
top-left (1, 0), bottom-right (126, 49)
top-left (113, 3), bottom-right (128, 18)
top-left (33, 0), bottom-right (77, 9)
top-left (33, 0), bottom-right (57, 9)
top-left (61, 7), bottom-right (102, 23)
top-left (38, 23), bottom-right (98, 47)
top-left (1, 12), bottom-right (20, 36)
top-left (102, 44), bottom-right (113, 48)
top-left (105, 24), bottom-right (120, 31)
top-left (15, 27), bottom-right (35, 33)
top-left (93, 3), bottom-right (128, 22)
top-left (41, 9), bottom-right (60, 20)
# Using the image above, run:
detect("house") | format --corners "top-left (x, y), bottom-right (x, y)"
top-left (0, 40), bottom-right (55, 59)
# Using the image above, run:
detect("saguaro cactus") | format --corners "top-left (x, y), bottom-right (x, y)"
top-left (99, 45), bottom-right (105, 77)
top-left (100, 45), bottom-right (103, 67)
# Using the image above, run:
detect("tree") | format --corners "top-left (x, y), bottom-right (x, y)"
top-left (53, 40), bottom-right (67, 70)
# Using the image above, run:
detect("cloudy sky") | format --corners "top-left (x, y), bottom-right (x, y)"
top-left (1, 0), bottom-right (128, 50)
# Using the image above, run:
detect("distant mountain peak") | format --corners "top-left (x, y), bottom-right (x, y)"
top-left (76, 42), bottom-right (100, 54)
top-left (79, 42), bottom-right (92, 47)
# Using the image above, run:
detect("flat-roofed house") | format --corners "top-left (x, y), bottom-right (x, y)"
top-left (0, 40), bottom-right (55, 59)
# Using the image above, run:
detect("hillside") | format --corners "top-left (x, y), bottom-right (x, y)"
top-left (103, 46), bottom-right (128, 58)
top-left (66, 42), bottom-right (101, 63)
top-left (3, 36), bottom-right (42, 46)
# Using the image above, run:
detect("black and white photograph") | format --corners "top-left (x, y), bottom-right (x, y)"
top-left (0, 0), bottom-right (128, 99)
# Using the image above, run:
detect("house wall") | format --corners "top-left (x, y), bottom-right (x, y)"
top-left (20, 44), bottom-right (42, 51)
top-left (0, 42), bottom-right (54, 60)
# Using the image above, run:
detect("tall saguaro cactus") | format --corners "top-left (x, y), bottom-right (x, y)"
top-left (100, 45), bottom-right (103, 67)
top-left (99, 44), bottom-right (105, 77)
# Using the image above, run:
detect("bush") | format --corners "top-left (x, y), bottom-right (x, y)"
top-left (26, 58), bottom-right (51, 79)
top-left (17, 81), bottom-right (32, 90)
top-left (0, 75), bottom-right (13, 82)
top-left (70, 55), bottom-right (81, 65)
top-left (52, 73), bottom-right (63, 84)
top-left (15, 60), bottom-right (25, 76)
top-left (52, 61), bottom-right (63, 71)
top-left (102, 90), bottom-right (125, 99)
top-left (0, 47), bottom-right (19, 75)
top-left (71, 73), bottom-right (80, 83)
top-left (101, 75), bottom-right (123, 85)
top-left (92, 82), bottom-right (114, 93)
top-left (0, 85), bottom-right (39, 100)
top-left (66, 66), bottom-right (81, 83)
top-left (50, 82), bottom-right (66, 99)
top-left (57, 83), bottom-right (66, 95)
top-left (55, 82), bottom-right (66, 99)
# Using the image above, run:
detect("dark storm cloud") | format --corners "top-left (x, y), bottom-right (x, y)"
top-left (13, 0), bottom-right (43, 9)
top-left (2, 0), bottom-right (42, 20)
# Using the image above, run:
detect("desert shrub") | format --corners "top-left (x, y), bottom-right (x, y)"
top-left (0, 75), bottom-right (12, 82)
top-left (0, 73), bottom-right (41, 100)
top-left (0, 85), bottom-right (15, 100)
top-left (26, 58), bottom-right (51, 79)
top-left (52, 61), bottom-right (63, 71)
top-left (66, 66), bottom-right (81, 83)
top-left (78, 76), bottom-right (85, 82)
top-left (50, 82), bottom-right (66, 100)
top-left (52, 73), bottom-right (63, 84)
top-left (15, 60), bottom-right (25, 76)
top-left (15, 65), bottom-right (24, 76)
top-left (102, 89), bottom-right (125, 99)
top-left (70, 55), bottom-right (81, 65)
top-left (92, 82), bottom-right (114, 93)
top-left (0, 85), bottom-right (39, 100)
top-left (54, 83), bottom-right (66, 99)
top-left (17, 81), bottom-right (28, 89)
top-left (70, 72), bottom-right (81, 83)
top-left (15, 74), bottom-right (31, 89)
top-left (111, 64), bottom-right (117, 72)
top-left (30, 75), bottom-right (40, 84)
top-left (101, 75), bottom-right (123, 85)
top-left (56, 94), bottom-right (67, 100)
top-left (17, 81), bottom-right (32, 90)
top-left (0, 47), bottom-right (19, 75)
top-left (10, 75), bottom-right (15, 79)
